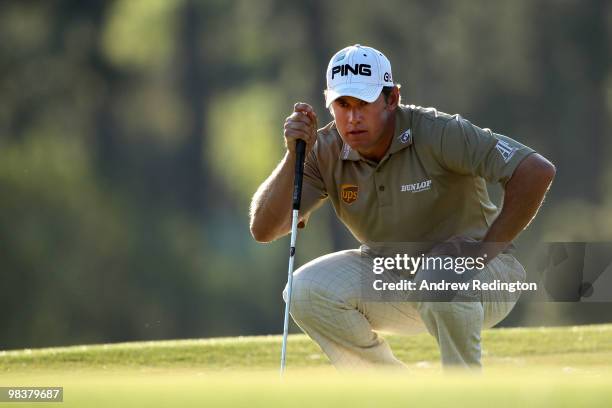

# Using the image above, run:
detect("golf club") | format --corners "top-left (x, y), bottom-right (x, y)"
top-left (280, 138), bottom-right (306, 375)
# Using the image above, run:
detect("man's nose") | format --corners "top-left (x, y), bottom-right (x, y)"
top-left (348, 107), bottom-right (361, 123)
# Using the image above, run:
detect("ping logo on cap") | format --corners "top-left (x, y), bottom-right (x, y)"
top-left (341, 184), bottom-right (359, 204)
top-left (331, 64), bottom-right (372, 79)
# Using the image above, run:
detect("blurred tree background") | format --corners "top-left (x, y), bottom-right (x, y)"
top-left (1, 0), bottom-right (611, 349)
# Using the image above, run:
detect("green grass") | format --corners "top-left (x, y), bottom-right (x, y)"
top-left (1, 324), bottom-right (611, 407)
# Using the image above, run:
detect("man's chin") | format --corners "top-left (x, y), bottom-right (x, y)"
top-left (350, 145), bottom-right (376, 158)
top-left (345, 139), bottom-right (372, 151)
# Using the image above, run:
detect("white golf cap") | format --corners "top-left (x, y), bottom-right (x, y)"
top-left (325, 44), bottom-right (394, 108)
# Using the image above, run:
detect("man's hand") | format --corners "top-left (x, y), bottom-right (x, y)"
top-left (284, 103), bottom-right (318, 155)
top-left (428, 235), bottom-right (506, 265)
top-left (249, 102), bottom-right (319, 243)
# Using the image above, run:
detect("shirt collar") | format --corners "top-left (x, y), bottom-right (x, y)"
top-left (338, 105), bottom-right (413, 162)
top-left (339, 140), bottom-right (361, 161)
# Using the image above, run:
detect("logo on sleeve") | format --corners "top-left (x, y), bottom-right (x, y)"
top-left (341, 184), bottom-right (359, 204)
top-left (495, 140), bottom-right (518, 163)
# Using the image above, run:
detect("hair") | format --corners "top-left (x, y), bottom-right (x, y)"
top-left (382, 84), bottom-right (402, 104)
top-left (324, 84), bottom-right (402, 110)
top-left (381, 86), bottom-right (393, 99)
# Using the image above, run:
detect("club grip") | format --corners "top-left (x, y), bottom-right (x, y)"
top-left (292, 139), bottom-right (306, 210)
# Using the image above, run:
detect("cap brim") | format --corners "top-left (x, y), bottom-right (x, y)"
top-left (325, 83), bottom-right (384, 108)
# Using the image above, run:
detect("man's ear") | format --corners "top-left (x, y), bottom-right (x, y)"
top-left (387, 86), bottom-right (400, 110)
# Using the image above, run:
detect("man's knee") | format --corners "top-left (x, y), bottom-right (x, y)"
top-left (284, 274), bottom-right (363, 324)
top-left (282, 269), bottom-right (332, 322)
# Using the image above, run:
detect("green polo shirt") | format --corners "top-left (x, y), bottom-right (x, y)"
top-left (300, 104), bottom-right (535, 255)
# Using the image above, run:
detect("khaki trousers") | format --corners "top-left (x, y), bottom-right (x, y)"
top-left (283, 249), bottom-right (526, 370)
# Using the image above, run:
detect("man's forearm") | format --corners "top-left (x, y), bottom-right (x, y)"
top-left (249, 152), bottom-right (296, 242)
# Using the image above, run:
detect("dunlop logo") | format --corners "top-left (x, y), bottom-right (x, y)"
top-left (341, 184), bottom-right (359, 204)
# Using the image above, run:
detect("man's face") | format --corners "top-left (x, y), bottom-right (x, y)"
top-left (330, 91), bottom-right (397, 160)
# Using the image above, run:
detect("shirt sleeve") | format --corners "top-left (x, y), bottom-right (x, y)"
top-left (298, 147), bottom-right (328, 227)
top-left (438, 115), bottom-right (536, 186)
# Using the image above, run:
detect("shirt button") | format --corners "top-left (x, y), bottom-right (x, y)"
top-left (379, 185), bottom-right (385, 191)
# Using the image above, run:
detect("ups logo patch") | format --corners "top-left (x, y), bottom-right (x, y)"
top-left (341, 184), bottom-right (359, 204)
